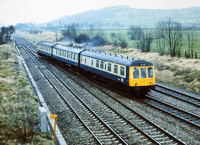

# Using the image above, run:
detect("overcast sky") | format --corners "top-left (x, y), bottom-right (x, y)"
top-left (1, 0), bottom-right (200, 26)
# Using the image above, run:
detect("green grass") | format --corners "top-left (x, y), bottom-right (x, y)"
top-left (103, 29), bottom-right (200, 59)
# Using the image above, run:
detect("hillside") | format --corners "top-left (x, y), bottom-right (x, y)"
top-left (50, 5), bottom-right (200, 28)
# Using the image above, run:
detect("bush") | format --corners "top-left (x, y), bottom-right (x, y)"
top-left (0, 33), bottom-right (3, 44)
top-left (2, 47), bottom-right (11, 59)
top-left (91, 35), bottom-right (105, 46)
top-left (2, 92), bottom-right (39, 143)
top-left (119, 39), bottom-right (128, 48)
top-left (74, 34), bottom-right (90, 43)
top-left (1, 75), bottom-right (39, 143)
top-left (113, 40), bottom-right (119, 47)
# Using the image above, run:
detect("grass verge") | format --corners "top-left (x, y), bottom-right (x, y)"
top-left (0, 43), bottom-right (53, 144)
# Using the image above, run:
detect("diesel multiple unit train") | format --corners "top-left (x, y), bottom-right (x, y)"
top-left (37, 41), bottom-right (155, 95)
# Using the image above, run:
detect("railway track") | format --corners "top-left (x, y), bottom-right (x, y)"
top-left (144, 94), bottom-right (200, 128)
top-left (72, 66), bottom-right (200, 130)
top-left (155, 84), bottom-right (200, 108)
top-left (13, 35), bottom-right (130, 144)
top-left (13, 34), bottom-right (187, 144)
top-left (45, 62), bottom-right (185, 144)
top-left (13, 33), bottom-right (197, 144)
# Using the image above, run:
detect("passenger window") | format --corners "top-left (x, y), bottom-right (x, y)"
top-left (133, 68), bottom-right (139, 79)
top-left (148, 68), bottom-right (153, 78)
top-left (100, 61), bottom-right (104, 69)
top-left (120, 66), bottom-right (125, 76)
top-left (141, 68), bottom-right (147, 78)
top-left (114, 65), bottom-right (118, 74)
top-left (73, 54), bottom-right (76, 60)
top-left (85, 58), bottom-right (87, 63)
top-left (96, 60), bottom-right (99, 68)
top-left (69, 53), bottom-right (71, 59)
top-left (108, 63), bottom-right (111, 72)
top-left (91, 60), bottom-right (93, 66)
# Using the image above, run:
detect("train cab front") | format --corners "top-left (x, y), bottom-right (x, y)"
top-left (129, 65), bottom-right (155, 94)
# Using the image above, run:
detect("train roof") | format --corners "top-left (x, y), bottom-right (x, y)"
top-left (81, 50), bottom-right (153, 67)
top-left (37, 41), bottom-right (55, 47)
top-left (53, 44), bottom-right (84, 54)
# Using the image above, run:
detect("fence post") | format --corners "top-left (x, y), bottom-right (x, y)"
top-left (39, 107), bottom-right (47, 132)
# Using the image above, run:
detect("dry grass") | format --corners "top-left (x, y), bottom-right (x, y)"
top-left (0, 43), bottom-right (53, 144)
top-left (16, 30), bottom-right (62, 43)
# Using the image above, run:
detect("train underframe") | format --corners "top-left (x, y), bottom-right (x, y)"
top-left (80, 69), bottom-right (154, 96)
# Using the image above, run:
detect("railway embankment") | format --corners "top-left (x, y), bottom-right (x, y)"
top-left (0, 43), bottom-right (54, 144)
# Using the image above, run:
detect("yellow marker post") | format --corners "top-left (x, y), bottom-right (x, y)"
top-left (50, 114), bottom-right (58, 144)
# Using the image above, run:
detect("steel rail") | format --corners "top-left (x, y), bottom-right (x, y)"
top-left (155, 84), bottom-right (200, 108)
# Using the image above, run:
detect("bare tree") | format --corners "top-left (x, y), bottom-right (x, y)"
top-left (110, 32), bottom-right (116, 41)
top-left (156, 17), bottom-right (183, 57)
top-left (61, 23), bottom-right (80, 39)
top-left (155, 22), bottom-right (166, 55)
top-left (87, 23), bottom-right (95, 39)
top-left (184, 25), bottom-right (197, 58)
top-left (71, 23), bottom-right (79, 39)
top-left (8, 25), bottom-right (15, 34)
top-left (127, 25), bottom-right (143, 40)
top-left (138, 31), bottom-right (153, 52)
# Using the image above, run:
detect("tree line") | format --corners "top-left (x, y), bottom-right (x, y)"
top-left (0, 25), bottom-right (15, 43)
top-left (60, 17), bottom-right (197, 58)
top-left (127, 17), bottom-right (197, 58)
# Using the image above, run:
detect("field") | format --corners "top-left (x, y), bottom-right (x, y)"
top-left (103, 29), bottom-right (200, 58)
top-left (16, 30), bottom-right (200, 93)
